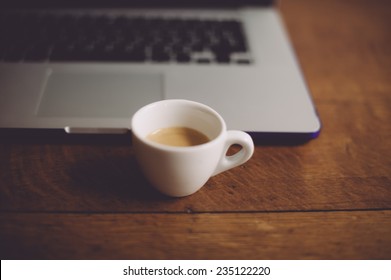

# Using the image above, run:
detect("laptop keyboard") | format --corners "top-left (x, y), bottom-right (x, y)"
top-left (0, 13), bottom-right (252, 64)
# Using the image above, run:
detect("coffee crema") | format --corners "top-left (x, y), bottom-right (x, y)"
top-left (147, 126), bottom-right (210, 147)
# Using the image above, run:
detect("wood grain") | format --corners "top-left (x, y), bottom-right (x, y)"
top-left (1, 133), bottom-right (390, 213)
top-left (1, 0), bottom-right (391, 260)
top-left (1, 211), bottom-right (391, 260)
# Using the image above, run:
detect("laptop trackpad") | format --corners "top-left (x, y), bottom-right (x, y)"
top-left (37, 70), bottom-right (163, 118)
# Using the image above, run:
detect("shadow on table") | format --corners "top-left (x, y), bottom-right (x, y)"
top-left (0, 128), bottom-right (319, 146)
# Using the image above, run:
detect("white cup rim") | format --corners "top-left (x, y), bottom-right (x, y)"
top-left (131, 99), bottom-right (226, 152)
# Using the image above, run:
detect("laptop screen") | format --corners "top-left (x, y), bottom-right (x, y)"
top-left (0, 0), bottom-right (274, 8)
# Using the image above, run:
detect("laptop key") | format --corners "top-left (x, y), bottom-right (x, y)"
top-left (175, 52), bottom-right (191, 63)
top-left (215, 54), bottom-right (231, 63)
top-left (121, 47), bottom-right (147, 62)
top-left (196, 58), bottom-right (211, 64)
top-left (150, 48), bottom-right (171, 62)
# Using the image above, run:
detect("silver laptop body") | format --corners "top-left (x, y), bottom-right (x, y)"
top-left (0, 0), bottom-right (321, 139)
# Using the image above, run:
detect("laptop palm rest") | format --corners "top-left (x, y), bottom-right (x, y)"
top-left (37, 70), bottom-right (163, 119)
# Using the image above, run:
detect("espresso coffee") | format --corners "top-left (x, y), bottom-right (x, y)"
top-left (147, 127), bottom-right (210, 147)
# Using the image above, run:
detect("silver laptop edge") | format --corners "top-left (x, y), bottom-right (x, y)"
top-left (0, 0), bottom-right (321, 137)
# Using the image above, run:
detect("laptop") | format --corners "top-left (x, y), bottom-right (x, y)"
top-left (0, 0), bottom-right (321, 141)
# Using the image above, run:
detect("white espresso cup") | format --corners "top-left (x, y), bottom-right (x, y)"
top-left (131, 99), bottom-right (254, 197)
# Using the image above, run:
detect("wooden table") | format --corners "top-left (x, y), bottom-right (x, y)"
top-left (1, 0), bottom-right (391, 259)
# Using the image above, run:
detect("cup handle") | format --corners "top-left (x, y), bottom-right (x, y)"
top-left (212, 130), bottom-right (254, 176)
